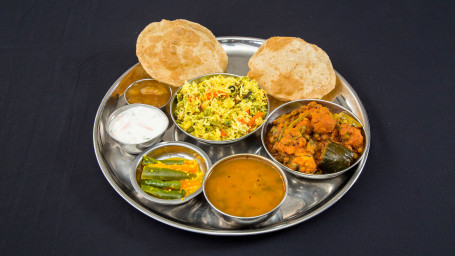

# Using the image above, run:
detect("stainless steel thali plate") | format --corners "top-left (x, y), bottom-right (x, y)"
top-left (93, 36), bottom-right (371, 235)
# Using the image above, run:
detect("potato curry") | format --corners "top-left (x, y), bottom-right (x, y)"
top-left (266, 102), bottom-right (364, 174)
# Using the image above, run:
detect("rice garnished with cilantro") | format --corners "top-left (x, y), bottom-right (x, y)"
top-left (174, 75), bottom-right (268, 141)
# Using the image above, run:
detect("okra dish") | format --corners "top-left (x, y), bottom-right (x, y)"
top-left (265, 102), bottom-right (364, 174)
top-left (136, 156), bottom-right (204, 200)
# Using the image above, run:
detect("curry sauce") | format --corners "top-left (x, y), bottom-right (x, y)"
top-left (205, 157), bottom-right (285, 217)
top-left (125, 79), bottom-right (171, 107)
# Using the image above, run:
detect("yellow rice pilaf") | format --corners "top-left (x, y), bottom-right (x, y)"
top-left (174, 75), bottom-right (268, 141)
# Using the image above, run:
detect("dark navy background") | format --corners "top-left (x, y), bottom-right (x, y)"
top-left (1, 1), bottom-right (454, 255)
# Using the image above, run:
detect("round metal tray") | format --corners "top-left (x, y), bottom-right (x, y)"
top-left (93, 36), bottom-right (371, 235)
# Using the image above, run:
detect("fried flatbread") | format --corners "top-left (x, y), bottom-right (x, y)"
top-left (136, 19), bottom-right (228, 87)
top-left (248, 37), bottom-right (336, 101)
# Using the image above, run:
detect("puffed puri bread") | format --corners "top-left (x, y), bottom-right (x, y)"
top-left (136, 19), bottom-right (228, 87)
top-left (247, 37), bottom-right (336, 101)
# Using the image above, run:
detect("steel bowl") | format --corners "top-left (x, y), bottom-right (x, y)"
top-left (261, 99), bottom-right (368, 179)
top-left (203, 154), bottom-right (288, 226)
top-left (106, 104), bottom-right (169, 154)
top-left (124, 78), bottom-right (173, 110)
top-left (169, 73), bottom-right (270, 144)
top-left (130, 141), bottom-right (212, 205)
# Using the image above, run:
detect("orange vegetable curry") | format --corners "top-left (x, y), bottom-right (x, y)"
top-left (266, 102), bottom-right (364, 174)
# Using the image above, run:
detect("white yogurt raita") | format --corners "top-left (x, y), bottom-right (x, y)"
top-left (108, 105), bottom-right (168, 144)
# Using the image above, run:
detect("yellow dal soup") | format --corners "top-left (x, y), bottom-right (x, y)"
top-left (205, 157), bottom-right (286, 217)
